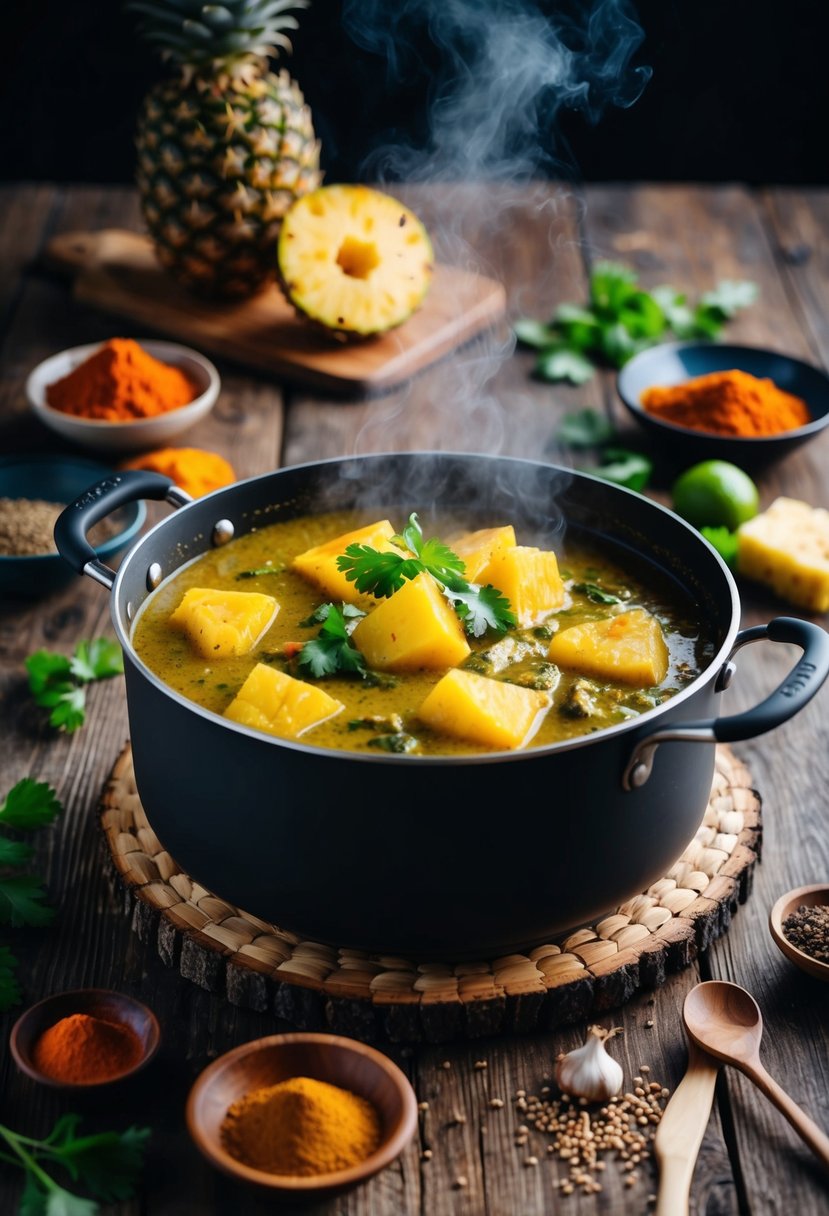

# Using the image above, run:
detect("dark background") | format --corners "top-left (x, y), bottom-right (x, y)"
top-left (4, 0), bottom-right (828, 185)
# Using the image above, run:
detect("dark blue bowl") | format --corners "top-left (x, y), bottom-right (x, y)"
top-left (0, 454), bottom-right (146, 599)
top-left (616, 342), bottom-right (829, 468)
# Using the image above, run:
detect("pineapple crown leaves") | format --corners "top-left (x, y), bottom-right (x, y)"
top-left (127, 0), bottom-right (308, 66)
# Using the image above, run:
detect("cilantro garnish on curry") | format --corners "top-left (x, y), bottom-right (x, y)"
top-left (132, 509), bottom-right (711, 756)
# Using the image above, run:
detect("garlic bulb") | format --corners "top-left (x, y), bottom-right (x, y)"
top-left (555, 1025), bottom-right (624, 1101)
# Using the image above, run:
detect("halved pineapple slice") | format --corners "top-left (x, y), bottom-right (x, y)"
top-left (169, 588), bottom-right (278, 658)
top-left (225, 663), bottom-right (343, 739)
top-left (277, 185), bottom-right (433, 337)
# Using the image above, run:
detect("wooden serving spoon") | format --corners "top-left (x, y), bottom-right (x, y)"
top-left (683, 980), bottom-right (829, 1169)
top-left (654, 1039), bottom-right (720, 1216)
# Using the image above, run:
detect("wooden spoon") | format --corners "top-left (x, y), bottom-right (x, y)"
top-left (654, 1039), bottom-right (720, 1216)
top-left (683, 980), bottom-right (829, 1169)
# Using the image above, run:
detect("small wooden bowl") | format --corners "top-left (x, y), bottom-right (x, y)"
top-left (186, 1032), bottom-right (418, 1201)
top-left (769, 884), bottom-right (829, 982)
top-left (10, 988), bottom-right (161, 1088)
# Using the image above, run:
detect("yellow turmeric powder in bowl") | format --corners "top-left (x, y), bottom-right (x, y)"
top-left (220, 1075), bottom-right (382, 1177)
top-left (121, 447), bottom-right (235, 498)
top-left (640, 368), bottom-right (811, 437)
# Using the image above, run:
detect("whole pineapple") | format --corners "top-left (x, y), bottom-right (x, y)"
top-left (129, 0), bottom-right (322, 299)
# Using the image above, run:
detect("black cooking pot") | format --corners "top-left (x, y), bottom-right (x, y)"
top-left (56, 453), bottom-right (829, 957)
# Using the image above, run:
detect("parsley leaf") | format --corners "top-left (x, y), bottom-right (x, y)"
top-left (589, 448), bottom-right (653, 492)
top-left (0, 838), bottom-right (34, 867)
top-left (572, 582), bottom-right (622, 604)
top-left (0, 1115), bottom-right (150, 1215)
top-left (515, 262), bottom-right (758, 382)
top-left (0, 779), bottom-right (62, 830)
top-left (69, 639), bottom-right (123, 683)
top-left (556, 408), bottom-right (615, 448)
top-left (0, 874), bottom-right (55, 928)
top-left (26, 640), bottom-right (123, 733)
top-left (297, 604), bottom-right (366, 679)
top-left (337, 514), bottom-right (516, 636)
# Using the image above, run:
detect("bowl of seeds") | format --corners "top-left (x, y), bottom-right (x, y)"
top-left (769, 884), bottom-right (829, 982)
top-left (0, 453), bottom-right (146, 599)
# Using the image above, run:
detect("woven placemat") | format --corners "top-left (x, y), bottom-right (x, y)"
top-left (100, 743), bottom-right (761, 1043)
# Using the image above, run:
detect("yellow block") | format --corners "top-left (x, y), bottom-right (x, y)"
top-left (450, 525), bottom-right (517, 582)
top-left (419, 668), bottom-right (551, 750)
top-left (738, 496), bottom-right (829, 613)
top-left (169, 587), bottom-right (278, 658)
top-left (292, 520), bottom-right (397, 605)
top-left (351, 571), bottom-right (471, 671)
top-left (224, 663), bottom-right (343, 739)
top-left (479, 546), bottom-right (564, 627)
top-left (547, 608), bottom-right (668, 687)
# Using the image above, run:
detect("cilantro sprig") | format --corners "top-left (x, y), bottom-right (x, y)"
top-left (25, 638), bottom-right (123, 733)
top-left (0, 778), bottom-right (63, 1011)
top-left (297, 603), bottom-right (367, 679)
top-left (337, 514), bottom-right (516, 638)
top-left (516, 262), bottom-right (758, 383)
top-left (0, 1113), bottom-right (150, 1214)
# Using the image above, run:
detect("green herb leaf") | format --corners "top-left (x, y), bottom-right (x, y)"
top-left (25, 651), bottom-right (72, 695)
top-left (0, 874), bottom-right (54, 928)
top-left (698, 279), bottom-right (759, 320)
top-left (513, 317), bottom-right (558, 348)
top-left (50, 1126), bottom-right (151, 1202)
top-left (572, 582), bottom-right (622, 604)
top-left (297, 604), bottom-right (366, 679)
top-left (445, 583), bottom-right (516, 638)
top-left (590, 448), bottom-right (653, 492)
top-left (69, 639), bottom-right (123, 683)
top-left (556, 408), bottom-right (615, 448)
top-left (0, 779), bottom-right (62, 830)
top-left (300, 602), bottom-right (364, 627)
top-left (535, 347), bottom-right (595, 384)
top-left (338, 517), bottom-right (514, 638)
top-left (0, 838), bottom-right (34, 867)
top-left (235, 565), bottom-right (285, 580)
top-left (0, 1116), bottom-right (150, 1215)
top-left (700, 526), bottom-right (740, 569)
top-left (366, 733), bottom-right (419, 754)
top-left (47, 687), bottom-right (88, 734)
top-left (590, 261), bottom-right (638, 313)
top-left (0, 945), bottom-right (22, 1013)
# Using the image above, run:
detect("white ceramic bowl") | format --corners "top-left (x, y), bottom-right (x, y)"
top-left (27, 339), bottom-right (220, 455)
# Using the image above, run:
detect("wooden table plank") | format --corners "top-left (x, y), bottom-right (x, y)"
top-left (2, 182), bottom-right (828, 1216)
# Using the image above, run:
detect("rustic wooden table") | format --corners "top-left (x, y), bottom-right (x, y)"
top-left (1, 181), bottom-right (828, 1215)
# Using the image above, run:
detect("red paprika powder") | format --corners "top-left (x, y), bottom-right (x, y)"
top-left (32, 1012), bottom-right (143, 1084)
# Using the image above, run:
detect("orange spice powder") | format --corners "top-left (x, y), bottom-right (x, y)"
top-left (32, 1011), bottom-right (144, 1084)
top-left (46, 338), bottom-right (196, 422)
top-left (640, 368), bottom-right (811, 437)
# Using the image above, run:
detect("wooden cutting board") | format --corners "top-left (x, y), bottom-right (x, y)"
top-left (44, 229), bottom-right (507, 395)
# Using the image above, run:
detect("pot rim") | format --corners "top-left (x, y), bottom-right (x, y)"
top-left (110, 450), bottom-right (741, 765)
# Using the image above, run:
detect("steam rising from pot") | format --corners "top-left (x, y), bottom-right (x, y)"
top-left (333, 0), bottom-right (651, 498)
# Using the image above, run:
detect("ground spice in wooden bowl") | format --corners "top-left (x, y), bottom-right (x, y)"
top-left (32, 1012), bottom-right (144, 1085)
top-left (220, 1075), bottom-right (382, 1177)
top-left (782, 904), bottom-right (829, 965)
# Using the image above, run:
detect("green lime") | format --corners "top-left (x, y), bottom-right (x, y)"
top-left (671, 460), bottom-right (760, 529)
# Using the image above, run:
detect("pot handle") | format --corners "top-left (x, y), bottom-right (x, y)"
top-left (54, 469), bottom-right (192, 591)
top-left (623, 617), bottom-right (829, 790)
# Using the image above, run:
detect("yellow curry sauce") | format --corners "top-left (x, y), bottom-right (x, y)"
top-left (132, 509), bottom-right (711, 756)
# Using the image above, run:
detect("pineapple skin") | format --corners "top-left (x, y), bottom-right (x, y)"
top-left (136, 65), bottom-right (322, 300)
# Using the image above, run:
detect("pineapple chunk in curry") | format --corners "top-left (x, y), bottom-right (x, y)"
top-left (132, 509), bottom-right (711, 756)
